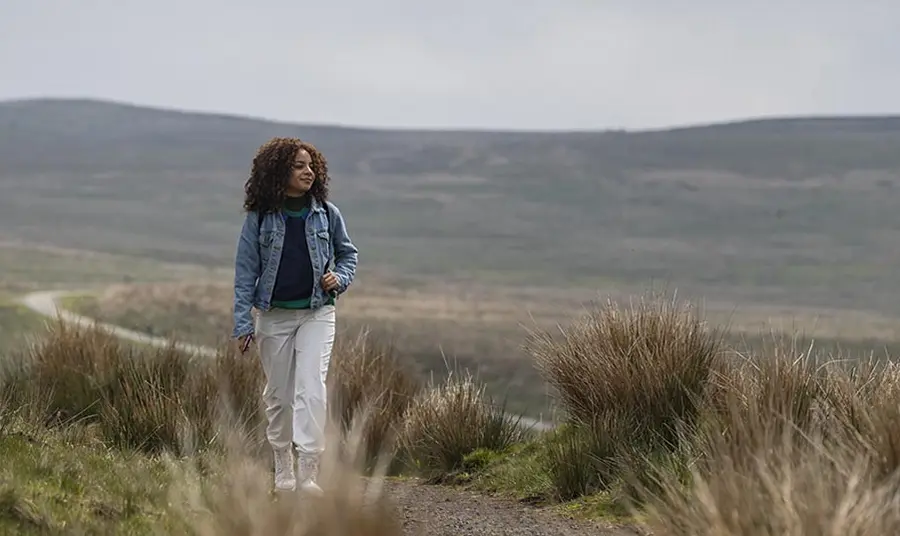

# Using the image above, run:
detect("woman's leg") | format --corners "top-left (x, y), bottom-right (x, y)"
top-left (291, 304), bottom-right (336, 493)
top-left (256, 308), bottom-right (302, 491)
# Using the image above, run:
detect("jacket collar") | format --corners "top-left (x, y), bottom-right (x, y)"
top-left (308, 196), bottom-right (327, 213)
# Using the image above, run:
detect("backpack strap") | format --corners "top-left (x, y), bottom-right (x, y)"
top-left (323, 201), bottom-right (333, 231)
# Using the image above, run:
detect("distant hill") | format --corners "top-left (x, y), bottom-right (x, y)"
top-left (3, 98), bottom-right (900, 178)
top-left (2, 98), bottom-right (900, 315)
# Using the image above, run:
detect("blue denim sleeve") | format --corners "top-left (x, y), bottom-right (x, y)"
top-left (232, 211), bottom-right (260, 338)
top-left (327, 202), bottom-right (358, 294)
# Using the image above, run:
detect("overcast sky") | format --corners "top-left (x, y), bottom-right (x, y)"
top-left (2, 0), bottom-right (898, 131)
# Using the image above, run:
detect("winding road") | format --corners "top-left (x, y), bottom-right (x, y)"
top-left (17, 289), bottom-right (554, 431)
top-left (19, 289), bottom-right (217, 358)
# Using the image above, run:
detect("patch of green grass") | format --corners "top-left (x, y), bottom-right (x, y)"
top-left (0, 415), bottom-right (409, 535)
top-left (463, 436), bottom-right (642, 524)
top-left (552, 492), bottom-right (636, 524)
top-left (467, 440), bottom-right (553, 501)
top-left (0, 427), bottom-right (175, 534)
top-left (0, 303), bottom-right (47, 354)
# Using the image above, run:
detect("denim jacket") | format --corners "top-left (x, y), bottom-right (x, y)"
top-left (232, 198), bottom-right (358, 338)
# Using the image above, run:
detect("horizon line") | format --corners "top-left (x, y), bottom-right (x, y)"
top-left (3, 94), bottom-right (900, 135)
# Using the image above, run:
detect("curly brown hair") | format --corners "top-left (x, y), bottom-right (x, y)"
top-left (242, 137), bottom-right (330, 214)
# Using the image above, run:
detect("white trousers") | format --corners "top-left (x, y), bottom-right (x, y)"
top-left (255, 305), bottom-right (335, 455)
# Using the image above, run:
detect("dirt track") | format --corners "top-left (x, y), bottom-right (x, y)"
top-left (386, 479), bottom-right (646, 536)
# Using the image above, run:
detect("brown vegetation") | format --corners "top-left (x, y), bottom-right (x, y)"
top-left (399, 372), bottom-right (526, 482)
top-left (0, 322), bottom-right (413, 534)
top-left (519, 291), bottom-right (900, 534)
top-left (0, 317), bottom-right (521, 533)
top-left (6, 290), bottom-right (900, 534)
top-left (1, 318), bottom-right (430, 466)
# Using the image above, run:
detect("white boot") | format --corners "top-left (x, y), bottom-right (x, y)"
top-left (297, 453), bottom-right (324, 497)
top-left (273, 447), bottom-right (296, 492)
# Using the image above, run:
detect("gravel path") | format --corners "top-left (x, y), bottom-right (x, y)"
top-left (385, 479), bottom-right (647, 536)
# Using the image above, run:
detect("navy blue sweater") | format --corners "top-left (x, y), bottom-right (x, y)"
top-left (271, 195), bottom-right (315, 308)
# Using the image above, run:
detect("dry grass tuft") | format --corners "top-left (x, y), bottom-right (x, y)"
top-left (1, 317), bottom-right (265, 455)
top-left (167, 415), bottom-right (404, 536)
top-left (521, 290), bottom-right (900, 534)
top-left (400, 371), bottom-right (526, 482)
top-left (638, 334), bottom-right (900, 535)
top-left (328, 329), bottom-right (422, 470)
top-left (0, 321), bottom-right (413, 534)
top-left (526, 291), bottom-right (722, 447)
top-left (524, 291), bottom-right (721, 501)
top-left (644, 426), bottom-right (900, 536)
top-left (1, 318), bottom-right (422, 466)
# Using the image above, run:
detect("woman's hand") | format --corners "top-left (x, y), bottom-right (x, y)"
top-left (321, 272), bottom-right (340, 293)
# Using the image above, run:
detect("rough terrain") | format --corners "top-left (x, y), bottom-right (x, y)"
top-left (19, 289), bottom-right (626, 535)
top-left (385, 479), bottom-right (645, 536)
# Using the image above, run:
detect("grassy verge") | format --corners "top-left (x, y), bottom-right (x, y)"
top-left (459, 436), bottom-right (635, 521)
top-left (0, 427), bottom-right (174, 534)
top-left (0, 418), bottom-right (408, 535)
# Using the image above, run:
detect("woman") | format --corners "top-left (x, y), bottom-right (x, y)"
top-left (232, 137), bottom-right (358, 494)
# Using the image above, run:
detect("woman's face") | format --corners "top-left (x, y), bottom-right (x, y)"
top-left (286, 148), bottom-right (315, 196)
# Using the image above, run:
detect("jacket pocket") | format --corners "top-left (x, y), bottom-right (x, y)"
top-left (316, 230), bottom-right (332, 260)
